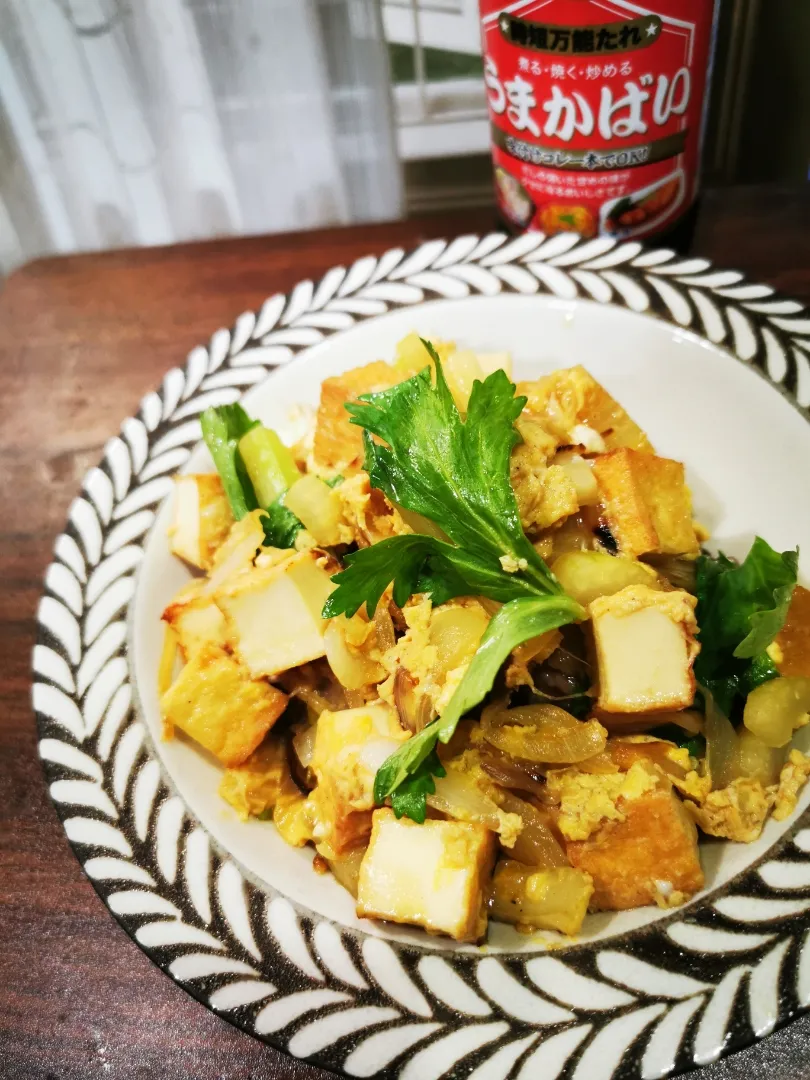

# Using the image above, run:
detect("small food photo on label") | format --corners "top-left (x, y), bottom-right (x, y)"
top-left (602, 168), bottom-right (685, 238)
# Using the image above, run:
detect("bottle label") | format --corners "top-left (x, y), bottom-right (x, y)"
top-left (479, 0), bottom-right (718, 240)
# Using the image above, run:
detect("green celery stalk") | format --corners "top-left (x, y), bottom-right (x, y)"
top-left (238, 426), bottom-right (300, 509)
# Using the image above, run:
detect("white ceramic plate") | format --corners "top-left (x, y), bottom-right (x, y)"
top-left (34, 231), bottom-right (810, 1080)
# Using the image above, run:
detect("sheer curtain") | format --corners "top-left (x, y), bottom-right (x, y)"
top-left (0, 0), bottom-right (403, 274)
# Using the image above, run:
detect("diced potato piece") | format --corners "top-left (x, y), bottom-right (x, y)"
top-left (161, 644), bottom-right (288, 766)
top-left (517, 365), bottom-right (653, 452)
top-left (551, 551), bottom-right (661, 607)
top-left (314, 352), bottom-right (428, 471)
top-left (219, 735), bottom-right (311, 845)
top-left (590, 585), bottom-right (699, 713)
top-left (477, 351), bottom-right (512, 379)
top-left (743, 676), bottom-right (810, 748)
top-left (357, 809), bottom-right (496, 942)
top-left (775, 585), bottom-right (810, 677)
top-left (168, 474), bottom-right (233, 570)
top-left (566, 785), bottom-right (704, 910)
top-left (285, 474), bottom-right (342, 546)
top-left (592, 448), bottom-right (698, 557)
top-left (489, 861), bottom-right (593, 935)
top-left (444, 350), bottom-right (485, 411)
top-left (215, 551), bottom-right (335, 677)
top-left (162, 580), bottom-right (227, 660)
top-left (307, 703), bottom-right (409, 858)
top-left (394, 332), bottom-right (455, 372)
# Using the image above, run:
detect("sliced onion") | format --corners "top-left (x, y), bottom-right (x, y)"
top-left (482, 702), bottom-right (607, 764)
top-left (480, 753), bottom-right (549, 797)
top-left (704, 693), bottom-right (739, 790)
top-left (292, 723), bottom-right (316, 769)
top-left (327, 847), bottom-right (366, 899)
top-left (394, 668), bottom-right (434, 733)
top-left (427, 770), bottom-right (504, 833)
top-left (496, 789), bottom-right (568, 867)
top-left (374, 605), bottom-right (396, 653)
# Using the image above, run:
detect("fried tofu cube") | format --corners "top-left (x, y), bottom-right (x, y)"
top-left (566, 785), bottom-right (704, 910)
top-left (168, 474), bottom-right (233, 570)
top-left (357, 809), bottom-right (496, 942)
top-left (592, 448), bottom-right (698, 557)
top-left (161, 644), bottom-right (288, 766)
top-left (206, 509), bottom-right (266, 591)
top-left (162, 581), bottom-right (227, 661)
top-left (590, 585), bottom-right (699, 713)
top-left (314, 358), bottom-right (419, 471)
top-left (517, 366), bottom-right (653, 453)
top-left (307, 704), bottom-right (410, 858)
top-left (215, 551), bottom-right (335, 678)
top-left (219, 735), bottom-right (312, 845)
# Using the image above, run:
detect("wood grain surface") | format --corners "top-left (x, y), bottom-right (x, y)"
top-left (3, 188), bottom-right (810, 1080)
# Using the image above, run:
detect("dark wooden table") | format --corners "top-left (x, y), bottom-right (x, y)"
top-left (3, 186), bottom-right (810, 1080)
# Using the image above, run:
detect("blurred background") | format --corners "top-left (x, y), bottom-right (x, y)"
top-left (0, 0), bottom-right (807, 276)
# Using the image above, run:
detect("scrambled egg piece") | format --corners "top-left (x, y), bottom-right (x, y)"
top-left (566, 784), bottom-right (704, 910)
top-left (306, 703), bottom-right (410, 859)
top-left (608, 735), bottom-right (711, 803)
top-left (357, 809), bottom-right (496, 943)
top-left (219, 735), bottom-right (312, 846)
top-left (685, 778), bottom-right (775, 843)
top-left (773, 749), bottom-right (810, 821)
top-left (160, 643), bottom-right (289, 766)
top-left (546, 760), bottom-right (659, 841)
top-left (510, 416), bottom-right (579, 532)
top-left (378, 597), bottom-right (489, 718)
top-left (336, 471), bottom-right (410, 547)
top-left (516, 365), bottom-right (653, 453)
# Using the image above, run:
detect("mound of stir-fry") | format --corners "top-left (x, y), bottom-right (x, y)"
top-left (160, 334), bottom-right (810, 942)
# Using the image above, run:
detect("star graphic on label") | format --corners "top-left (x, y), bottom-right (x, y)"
top-left (646, 21), bottom-right (659, 36)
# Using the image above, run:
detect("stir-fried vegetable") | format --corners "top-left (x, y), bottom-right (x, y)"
top-left (695, 538), bottom-right (798, 715)
top-left (200, 404), bottom-right (258, 520)
top-left (322, 342), bottom-right (583, 820)
top-left (481, 702), bottom-right (607, 764)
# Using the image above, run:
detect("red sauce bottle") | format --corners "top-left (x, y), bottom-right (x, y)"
top-left (479, 0), bottom-right (720, 250)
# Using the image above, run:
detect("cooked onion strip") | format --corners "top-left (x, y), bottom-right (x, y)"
top-left (482, 702), bottom-right (607, 764)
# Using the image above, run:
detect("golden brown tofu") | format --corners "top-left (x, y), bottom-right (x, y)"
top-left (218, 735), bottom-right (312, 845)
top-left (357, 809), bottom-right (496, 942)
top-left (592, 448), bottom-right (698, 557)
top-left (162, 580), bottom-right (227, 661)
top-left (566, 785), bottom-right (704, 910)
top-left (160, 644), bottom-right (288, 766)
top-left (306, 703), bottom-right (409, 859)
top-left (168, 474), bottom-right (233, 570)
top-left (206, 509), bottom-right (266, 591)
top-left (775, 585), bottom-right (810, 677)
top-left (590, 585), bottom-right (699, 713)
top-left (314, 357), bottom-right (425, 471)
top-left (215, 552), bottom-right (335, 678)
top-left (517, 366), bottom-right (653, 453)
